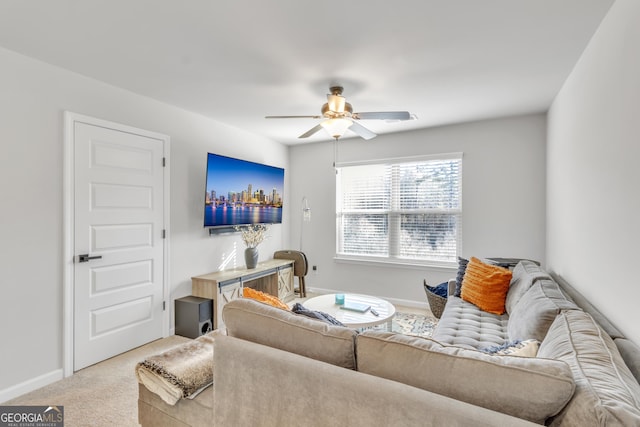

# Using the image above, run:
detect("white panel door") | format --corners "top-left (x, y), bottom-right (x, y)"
top-left (73, 121), bottom-right (165, 370)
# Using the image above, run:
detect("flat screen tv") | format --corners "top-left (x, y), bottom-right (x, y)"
top-left (204, 153), bottom-right (284, 228)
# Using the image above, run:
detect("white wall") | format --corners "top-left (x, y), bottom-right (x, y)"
top-left (547, 0), bottom-right (640, 344)
top-left (0, 47), bottom-right (288, 399)
top-left (289, 114), bottom-right (547, 304)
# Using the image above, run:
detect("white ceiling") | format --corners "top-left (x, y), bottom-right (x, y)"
top-left (0, 1), bottom-right (613, 144)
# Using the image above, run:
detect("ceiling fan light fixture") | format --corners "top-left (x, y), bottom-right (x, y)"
top-left (322, 102), bottom-right (352, 118)
top-left (266, 85), bottom-right (411, 141)
top-left (327, 94), bottom-right (346, 113)
top-left (321, 118), bottom-right (352, 140)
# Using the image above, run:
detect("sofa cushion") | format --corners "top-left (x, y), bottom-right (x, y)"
top-left (614, 338), bottom-right (640, 385)
top-left (432, 296), bottom-right (509, 350)
top-left (138, 383), bottom-right (213, 427)
top-left (357, 331), bottom-right (575, 424)
top-left (538, 310), bottom-right (640, 426)
top-left (505, 260), bottom-right (551, 315)
top-left (461, 257), bottom-right (512, 315)
top-left (508, 279), bottom-right (579, 342)
top-left (222, 298), bottom-right (357, 369)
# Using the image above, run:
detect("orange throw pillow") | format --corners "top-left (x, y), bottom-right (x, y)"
top-left (243, 287), bottom-right (290, 311)
top-left (461, 257), bottom-right (512, 315)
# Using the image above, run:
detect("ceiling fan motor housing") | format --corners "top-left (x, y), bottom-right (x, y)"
top-left (329, 86), bottom-right (344, 96)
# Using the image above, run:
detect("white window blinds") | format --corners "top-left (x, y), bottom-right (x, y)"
top-left (336, 154), bottom-right (462, 265)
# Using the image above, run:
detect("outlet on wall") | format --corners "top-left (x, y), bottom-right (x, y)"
top-left (312, 265), bottom-right (318, 275)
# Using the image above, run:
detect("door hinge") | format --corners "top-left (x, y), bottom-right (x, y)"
top-left (162, 157), bottom-right (166, 167)
top-left (162, 229), bottom-right (166, 239)
top-left (163, 301), bottom-right (166, 311)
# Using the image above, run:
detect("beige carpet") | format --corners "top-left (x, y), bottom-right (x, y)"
top-left (4, 335), bottom-right (190, 427)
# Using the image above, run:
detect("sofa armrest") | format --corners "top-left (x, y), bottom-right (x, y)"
top-left (448, 278), bottom-right (457, 296)
top-left (213, 335), bottom-right (538, 427)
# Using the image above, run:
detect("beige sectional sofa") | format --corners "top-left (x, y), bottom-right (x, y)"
top-left (137, 261), bottom-right (640, 426)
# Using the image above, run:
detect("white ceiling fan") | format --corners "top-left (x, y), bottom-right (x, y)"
top-left (266, 86), bottom-right (413, 141)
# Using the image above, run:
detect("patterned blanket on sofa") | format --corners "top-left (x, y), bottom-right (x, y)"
top-left (135, 332), bottom-right (216, 405)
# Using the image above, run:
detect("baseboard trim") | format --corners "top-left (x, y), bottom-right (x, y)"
top-left (308, 287), bottom-right (426, 309)
top-left (0, 369), bottom-right (63, 403)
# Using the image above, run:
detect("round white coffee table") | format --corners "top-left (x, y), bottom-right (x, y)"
top-left (303, 293), bottom-right (396, 329)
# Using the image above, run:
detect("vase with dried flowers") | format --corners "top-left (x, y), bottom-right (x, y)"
top-left (235, 224), bottom-right (269, 269)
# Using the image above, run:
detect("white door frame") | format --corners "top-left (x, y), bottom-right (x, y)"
top-left (62, 111), bottom-right (170, 377)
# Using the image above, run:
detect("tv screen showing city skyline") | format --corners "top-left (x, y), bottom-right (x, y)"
top-left (204, 153), bottom-right (284, 227)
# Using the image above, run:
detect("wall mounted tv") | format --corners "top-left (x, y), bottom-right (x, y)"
top-left (204, 153), bottom-right (284, 228)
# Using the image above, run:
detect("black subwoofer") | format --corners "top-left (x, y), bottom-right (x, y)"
top-left (175, 296), bottom-right (213, 338)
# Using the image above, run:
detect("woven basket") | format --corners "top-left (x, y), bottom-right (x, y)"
top-left (423, 280), bottom-right (447, 319)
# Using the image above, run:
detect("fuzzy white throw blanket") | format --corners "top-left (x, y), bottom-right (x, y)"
top-left (136, 332), bottom-right (216, 405)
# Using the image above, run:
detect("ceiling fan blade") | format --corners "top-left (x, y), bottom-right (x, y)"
top-left (352, 111), bottom-right (411, 121)
top-left (348, 121), bottom-right (377, 140)
top-left (265, 115), bottom-right (322, 119)
top-left (298, 124), bottom-right (324, 138)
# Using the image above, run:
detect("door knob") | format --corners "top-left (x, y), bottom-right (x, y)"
top-left (77, 254), bottom-right (103, 263)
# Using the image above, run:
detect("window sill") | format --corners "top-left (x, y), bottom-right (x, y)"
top-left (333, 255), bottom-right (457, 272)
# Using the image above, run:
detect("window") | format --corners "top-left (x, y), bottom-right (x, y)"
top-left (336, 153), bottom-right (462, 266)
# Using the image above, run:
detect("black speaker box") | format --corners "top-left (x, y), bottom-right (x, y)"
top-left (175, 296), bottom-right (213, 338)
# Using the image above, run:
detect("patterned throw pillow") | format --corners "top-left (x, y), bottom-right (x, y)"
top-left (481, 339), bottom-right (540, 357)
top-left (460, 257), bottom-right (512, 315)
top-left (243, 287), bottom-right (290, 310)
top-left (454, 257), bottom-right (469, 297)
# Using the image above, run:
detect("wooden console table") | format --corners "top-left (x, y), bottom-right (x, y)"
top-left (192, 259), bottom-right (294, 330)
